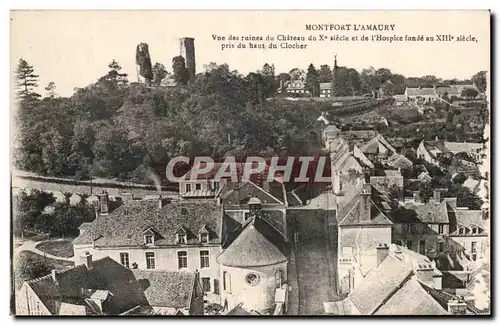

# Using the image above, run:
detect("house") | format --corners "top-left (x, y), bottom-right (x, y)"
top-left (387, 153), bottom-right (413, 169)
top-left (73, 194), bottom-right (224, 304)
top-left (15, 253), bottom-right (204, 316)
top-left (436, 84), bottom-right (480, 100)
top-left (404, 87), bottom-right (438, 103)
top-left (336, 183), bottom-right (394, 295)
top-left (131, 270), bottom-right (204, 315)
top-left (393, 94), bottom-right (406, 104)
top-left (284, 80), bottom-right (309, 96)
top-left (327, 249), bottom-right (451, 315)
top-left (369, 170), bottom-right (404, 198)
top-left (463, 177), bottom-right (488, 199)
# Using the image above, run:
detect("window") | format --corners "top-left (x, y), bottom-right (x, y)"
top-left (438, 224), bottom-right (444, 234)
top-left (246, 273), bottom-right (260, 286)
top-left (214, 279), bottom-right (220, 295)
top-left (146, 252), bottom-right (155, 269)
top-left (438, 242), bottom-right (444, 253)
top-left (202, 277), bottom-right (211, 293)
top-left (244, 212), bottom-right (251, 220)
top-left (406, 241), bottom-right (413, 250)
top-left (472, 227), bottom-right (477, 234)
top-left (177, 234), bottom-right (186, 244)
top-left (419, 240), bottom-right (426, 255)
top-left (185, 184), bottom-right (191, 192)
top-left (471, 242), bottom-right (477, 253)
top-left (200, 233), bottom-right (209, 244)
top-left (223, 271), bottom-right (231, 293)
top-left (195, 183), bottom-right (201, 190)
top-left (459, 227), bottom-right (465, 235)
top-left (200, 250), bottom-right (210, 268)
top-left (120, 253), bottom-right (130, 268)
top-left (178, 251), bottom-right (187, 269)
top-left (212, 181), bottom-right (219, 190)
top-left (145, 234), bottom-right (154, 245)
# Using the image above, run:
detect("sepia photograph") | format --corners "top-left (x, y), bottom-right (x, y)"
top-left (9, 10), bottom-right (491, 316)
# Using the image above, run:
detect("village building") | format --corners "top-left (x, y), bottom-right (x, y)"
top-left (319, 82), bottom-right (333, 97)
top-left (15, 253), bottom-right (204, 316)
top-left (327, 249), bottom-right (463, 315)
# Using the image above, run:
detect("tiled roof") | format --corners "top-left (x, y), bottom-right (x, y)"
top-left (452, 210), bottom-right (487, 233)
top-left (131, 270), bottom-right (195, 308)
top-left (349, 256), bottom-right (413, 315)
top-left (216, 215), bottom-right (288, 267)
top-left (391, 201), bottom-right (449, 224)
top-left (182, 162), bottom-right (270, 182)
top-left (181, 189), bottom-right (217, 197)
top-left (405, 88), bottom-right (437, 96)
top-left (436, 86), bottom-right (462, 96)
top-left (73, 200), bottom-right (223, 247)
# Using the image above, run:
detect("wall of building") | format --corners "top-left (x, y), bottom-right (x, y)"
top-left (339, 226), bottom-right (392, 259)
top-left (417, 142), bottom-right (439, 166)
top-left (219, 262), bottom-right (287, 312)
top-left (447, 235), bottom-right (488, 260)
top-left (15, 284), bottom-right (52, 315)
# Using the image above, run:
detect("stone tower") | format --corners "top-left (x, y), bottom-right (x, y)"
top-left (332, 54), bottom-right (338, 97)
top-left (180, 37), bottom-right (196, 79)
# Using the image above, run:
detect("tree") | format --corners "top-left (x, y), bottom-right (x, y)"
top-left (471, 71), bottom-right (487, 93)
top-left (420, 75), bottom-right (440, 87)
top-left (16, 58), bottom-right (41, 101)
top-left (152, 62), bottom-right (168, 87)
top-left (172, 56), bottom-right (190, 85)
top-left (14, 252), bottom-right (52, 289)
top-left (44, 81), bottom-right (57, 98)
top-left (305, 64), bottom-right (319, 97)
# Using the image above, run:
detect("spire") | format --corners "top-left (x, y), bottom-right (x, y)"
top-left (334, 53), bottom-right (338, 70)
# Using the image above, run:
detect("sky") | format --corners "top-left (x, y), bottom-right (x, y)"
top-left (10, 10), bottom-right (490, 97)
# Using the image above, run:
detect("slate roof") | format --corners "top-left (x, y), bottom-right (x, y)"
top-left (390, 201), bottom-right (450, 224)
top-left (320, 82), bottom-right (333, 90)
top-left (217, 215), bottom-right (288, 267)
top-left (131, 270), bottom-right (196, 308)
top-left (349, 255), bottom-right (413, 315)
top-left (451, 210), bottom-right (487, 233)
top-left (73, 200), bottom-right (223, 247)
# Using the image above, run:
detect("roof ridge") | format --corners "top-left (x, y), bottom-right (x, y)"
top-left (54, 263), bottom-right (87, 276)
top-left (26, 273), bottom-right (52, 284)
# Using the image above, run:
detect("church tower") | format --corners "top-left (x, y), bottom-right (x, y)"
top-left (332, 54), bottom-right (338, 97)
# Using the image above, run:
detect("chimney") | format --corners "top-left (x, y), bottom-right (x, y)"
top-left (482, 207), bottom-right (489, 220)
top-left (360, 183), bottom-right (372, 222)
top-left (447, 297), bottom-right (467, 315)
top-left (279, 79), bottom-right (284, 91)
top-left (98, 190), bottom-right (109, 215)
top-left (248, 197), bottom-right (262, 218)
top-left (158, 195), bottom-right (163, 209)
top-left (433, 189), bottom-right (444, 202)
top-left (415, 263), bottom-right (434, 287)
top-left (51, 270), bottom-right (58, 284)
top-left (376, 244), bottom-right (389, 266)
top-left (413, 191), bottom-right (421, 204)
top-left (80, 251), bottom-right (93, 269)
top-left (233, 187), bottom-right (240, 205)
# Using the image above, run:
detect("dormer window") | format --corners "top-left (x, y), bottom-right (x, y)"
top-left (459, 227), bottom-right (465, 235)
top-left (472, 227), bottom-right (477, 234)
top-left (176, 226), bottom-right (188, 244)
top-left (200, 233), bottom-right (208, 244)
